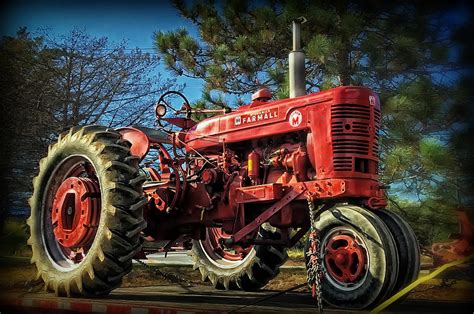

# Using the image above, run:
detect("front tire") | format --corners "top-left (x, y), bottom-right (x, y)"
top-left (375, 209), bottom-right (420, 293)
top-left (305, 205), bottom-right (399, 309)
top-left (27, 126), bottom-right (147, 296)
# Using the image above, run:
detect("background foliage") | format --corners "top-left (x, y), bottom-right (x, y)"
top-left (0, 28), bottom-right (175, 222)
top-left (1, 1), bottom-right (472, 247)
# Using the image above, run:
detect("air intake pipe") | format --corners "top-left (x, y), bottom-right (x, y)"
top-left (289, 17), bottom-right (307, 98)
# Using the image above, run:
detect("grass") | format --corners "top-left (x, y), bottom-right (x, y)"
top-left (287, 248), bottom-right (305, 260)
top-left (0, 218), bottom-right (30, 257)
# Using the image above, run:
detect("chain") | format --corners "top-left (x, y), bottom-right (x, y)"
top-left (133, 253), bottom-right (196, 287)
top-left (306, 195), bottom-right (324, 313)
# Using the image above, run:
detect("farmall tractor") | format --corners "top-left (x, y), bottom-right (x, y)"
top-left (27, 20), bottom-right (420, 310)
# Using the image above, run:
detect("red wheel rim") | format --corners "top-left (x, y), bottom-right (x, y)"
top-left (52, 177), bottom-right (100, 249)
top-left (322, 227), bottom-right (367, 288)
top-left (201, 228), bottom-right (253, 263)
top-left (42, 156), bottom-right (101, 267)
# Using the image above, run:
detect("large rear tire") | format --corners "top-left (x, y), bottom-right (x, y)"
top-left (27, 126), bottom-right (147, 296)
top-left (305, 205), bottom-right (399, 309)
top-left (190, 226), bottom-right (287, 290)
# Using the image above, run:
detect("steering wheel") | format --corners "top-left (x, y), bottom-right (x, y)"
top-left (155, 91), bottom-right (192, 134)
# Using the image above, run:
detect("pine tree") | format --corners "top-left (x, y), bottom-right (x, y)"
top-left (155, 0), bottom-right (473, 243)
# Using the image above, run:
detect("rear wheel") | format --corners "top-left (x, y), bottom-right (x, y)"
top-left (305, 205), bottom-right (399, 309)
top-left (190, 226), bottom-right (287, 290)
top-left (27, 126), bottom-right (147, 296)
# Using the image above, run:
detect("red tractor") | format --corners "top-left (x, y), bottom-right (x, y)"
top-left (27, 20), bottom-right (420, 310)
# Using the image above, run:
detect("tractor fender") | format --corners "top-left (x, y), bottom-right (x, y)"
top-left (117, 125), bottom-right (171, 160)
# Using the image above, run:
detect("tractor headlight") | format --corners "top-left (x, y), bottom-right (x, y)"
top-left (155, 103), bottom-right (167, 117)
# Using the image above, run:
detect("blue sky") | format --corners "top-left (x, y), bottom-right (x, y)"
top-left (2, 1), bottom-right (470, 105)
top-left (1, 0), bottom-right (206, 102)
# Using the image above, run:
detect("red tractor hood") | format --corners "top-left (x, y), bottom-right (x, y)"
top-left (184, 86), bottom-right (380, 153)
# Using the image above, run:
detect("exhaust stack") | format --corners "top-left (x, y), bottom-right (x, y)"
top-left (289, 17), bottom-right (306, 98)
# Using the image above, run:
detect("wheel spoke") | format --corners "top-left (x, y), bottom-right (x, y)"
top-left (322, 228), bottom-right (368, 286)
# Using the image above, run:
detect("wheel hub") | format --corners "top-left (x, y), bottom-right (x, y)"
top-left (335, 252), bottom-right (348, 266)
top-left (203, 227), bottom-right (253, 262)
top-left (52, 177), bottom-right (100, 248)
top-left (324, 234), bottom-right (366, 283)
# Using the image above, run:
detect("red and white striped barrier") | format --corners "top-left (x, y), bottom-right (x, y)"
top-left (3, 296), bottom-right (230, 314)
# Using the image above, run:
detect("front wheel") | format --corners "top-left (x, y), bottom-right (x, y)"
top-left (27, 126), bottom-right (147, 296)
top-left (305, 205), bottom-right (399, 309)
top-left (375, 209), bottom-right (420, 293)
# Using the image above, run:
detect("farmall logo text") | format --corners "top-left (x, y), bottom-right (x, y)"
top-left (234, 109), bottom-right (278, 126)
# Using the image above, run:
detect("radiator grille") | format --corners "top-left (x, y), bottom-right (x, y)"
top-left (331, 103), bottom-right (379, 173)
top-left (333, 138), bottom-right (369, 154)
top-left (331, 105), bottom-right (371, 119)
top-left (333, 156), bottom-right (352, 171)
